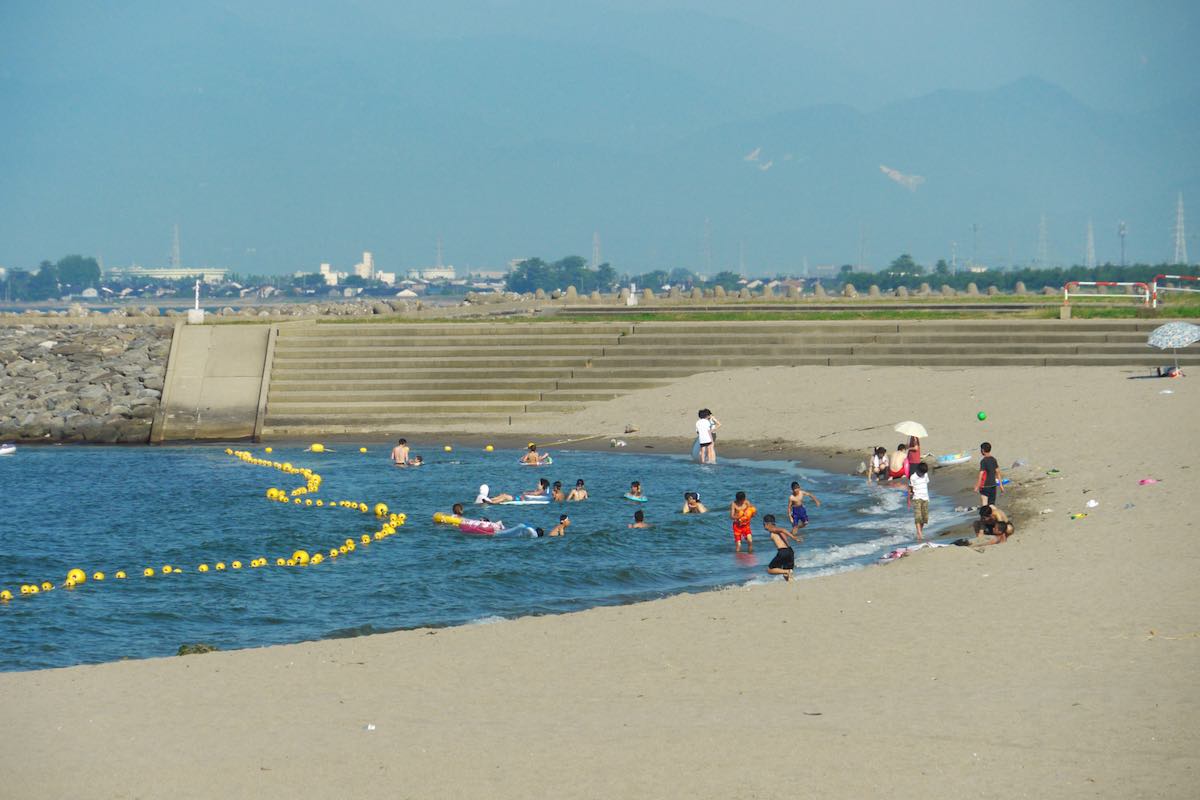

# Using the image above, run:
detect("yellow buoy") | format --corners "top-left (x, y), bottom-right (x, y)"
top-left (93, 572), bottom-right (105, 581)
top-left (360, 534), bottom-right (371, 545)
top-left (374, 502), bottom-right (388, 517)
top-left (29, 585), bottom-right (40, 595)
top-left (231, 560), bottom-right (242, 569)
top-left (65, 577), bottom-right (78, 588)
top-left (66, 568), bottom-right (87, 586)
top-left (40, 581), bottom-right (54, 592)
top-left (485, 444), bottom-right (494, 452)
top-left (0, 589), bottom-right (11, 602)
top-left (264, 446), bottom-right (273, 454)
top-left (115, 570), bottom-right (127, 579)
top-left (315, 499), bottom-right (323, 507)
top-left (20, 585), bottom-right (32, 595)
top-left (285, 559), bottom-right (296, 567)
top-left (198, 564), bottom-right (209, 573)
top-left (162, 565), bottom-right (174, 575)
top-left (143, 568), bottom-right (155, 577)
top-left (359, 447), bottom-right (367, 453)
top-left (338, 545), bottom-right (348, 555)
top-left (292, 550), bottom-right (310, 566)
top-left (311, 443), bottom-right (325, 453)
top-left (305, 499), bottom-right (313, 506)
top-left (329, 548), bottom-right (339, 558)
top-left (443, 445), bottom-right (452, 452)
top-left (275, 557), bottom-right (286, 567)
top-left (214, 562), bottom-right (226, 571)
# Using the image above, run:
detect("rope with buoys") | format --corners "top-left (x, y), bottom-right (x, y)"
top-left (0, 448), bottom-right (406, 605)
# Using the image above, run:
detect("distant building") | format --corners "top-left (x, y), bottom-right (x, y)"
top-left (406, 266), bottom-right (456, 281)
top-left (967, 264), bottom-right (988, 274)
top-left (80, 287), bottom-right (99, 298)
top-left (353, 251), bottom-right (374, 279)
top-left (375, 271), bottom-right (396, 286)
top-left (318, 263), bottom-right (344, 286)
top-left (471, 269), bottom-right (508, 280)
top-left (106, 265), bottom-right (228, 284)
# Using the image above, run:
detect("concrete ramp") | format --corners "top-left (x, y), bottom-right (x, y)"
top-left (152, 323), bottom-right (273, 442)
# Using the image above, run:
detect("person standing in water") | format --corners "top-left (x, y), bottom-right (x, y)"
top-left (390, 438), bottom-right (409, 467)
top-left (762, 514), bottom-right (803, 581)
top-left (729, 490), bottom-right (756, 553)
top-left (786, 481), bottom-right (821, 534)
top-left (628, 510), bottom-right (651, 529)
top-left (696, 409), bottom-right (721, 464)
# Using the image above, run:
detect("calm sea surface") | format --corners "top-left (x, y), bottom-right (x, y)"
top-left (0, 444), bottom-right (964, 671)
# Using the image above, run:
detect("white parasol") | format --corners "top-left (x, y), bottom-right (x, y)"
top-left (893, 420), bottom-right (928, 438)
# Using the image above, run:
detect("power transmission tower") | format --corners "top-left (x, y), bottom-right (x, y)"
top-left (703, 217), bottom-right (712, 274)
top-left (592, 231), bottom-right (601, 269)
top-left (1118, 221), bottom-right (1127, 267)
top-left (171, 224), bottom-right (181, 269)
top-left (1174, 193), bottom-right (1188, 265)
top-left (1036, 213), bottom-right (1049, 268)
top-left (970, 223), bottom-right (979, 268)
top-left (1086, 219), bottom-right (1096, 269)
top-left (950, 240), bottom-right (958, 273)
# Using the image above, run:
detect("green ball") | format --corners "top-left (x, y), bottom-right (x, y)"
top-left (977, 411), bottom-right (987, 421)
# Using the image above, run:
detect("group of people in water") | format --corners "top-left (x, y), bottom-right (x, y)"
top-left (868, 436), bottom-right (1015, 546)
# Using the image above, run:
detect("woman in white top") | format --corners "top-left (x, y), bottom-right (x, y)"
top-left (695, 408), bottom-right (721, 464)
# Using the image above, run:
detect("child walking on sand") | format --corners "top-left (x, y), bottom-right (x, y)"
top-left (908, 462), bottom-right (930, 540)
top-left (762, 514), bottom-right (803, 581)
top-left (729, 491), bottom-right (757, 553)
top-left (786, 481), bottom-right (821, 533)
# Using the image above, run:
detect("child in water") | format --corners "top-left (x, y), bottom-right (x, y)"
top-left (552, 481), bottom-right (565, 502)
top-left (521, 443), bottom-right (550, 465)
top-left (786, 481), bottom-right (821, 534)
top-left (548, 514), bottom-right (570, 537)
top-left (729, 491), bottom-right (757, 553)
top-left (628, 481), bottom-right (644, 498)
top-left (681, 491), bottom-right (707, 514)
top-left (628, 510), bottom-right (651, 529)
top-left (763, 514), bottom-right (803, 581)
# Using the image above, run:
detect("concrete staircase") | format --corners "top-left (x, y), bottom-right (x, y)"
top-left (260, 319), bottom-right (1197, 435)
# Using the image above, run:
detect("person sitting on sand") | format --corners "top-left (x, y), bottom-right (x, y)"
top-left (566, 479), bottom-right (588, 501)
top-left (390, 438), bottom-right (409, 467)
top-left (475, 484), bottom-right (514, 504)
top-left (681, 491), bottom-right (707, 514)
top-left (628, 480), bottom-right (644, 498)
top-left (867, 446), bottom-right (889, 483)
top-left (548, 514), bottom-right (570, 537)
top-left (888, 443), bottom-right (909, 480)
top-left (521, 443), bottom-right (549, 465)
top-left (787, 481), bottom-right (821, 533)
top-left (729, 491), bottom-right (757, 553)
top-left (522, 478), bottom-right (551, 499)
top-left (551, 481), bottom-right (565, 502)
top-left (972, 505), bottom-right (1014, 543)
top-left (763, 514), bottom-right (803, 581)
top-left (629, 509), bottom-right (651, 529)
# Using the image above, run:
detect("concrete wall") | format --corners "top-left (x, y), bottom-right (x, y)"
top-left (152, 323), bottom-right (273, 442)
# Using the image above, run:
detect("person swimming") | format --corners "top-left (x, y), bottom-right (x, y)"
top-left (566, 479), bottom-right (588, 501)
top-left (522, 478), bottom-right (551, 499)
top-left (475, 484), bottom-right (514, 504)
top-left (520, 443), bottom-right (550, 465)
top-left (681, 491), bottom-right (707, 514)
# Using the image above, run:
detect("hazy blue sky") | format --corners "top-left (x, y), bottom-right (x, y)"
top-left (2, 1), bottom-right (1197, 275)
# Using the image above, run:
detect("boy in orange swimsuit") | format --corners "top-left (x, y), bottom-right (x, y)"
top-left (729, 491), bottom-right (757, 553)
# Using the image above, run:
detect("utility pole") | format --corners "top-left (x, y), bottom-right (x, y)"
top-left (1118, 221), bottom-right (1127, 267)
top-left (1086, 219), bottom-right (1096, 269)
top-left (1036, 213), bottom-right (1050, 268)
top-left (592, 231), bottom-right (602, 270)
top-left (436, 236), bottom-right (443, 269)
top-left (171, 224), bottom-right (181, 269)
top-left (950, 241), bottom-right (957, 273)
top-left (703, 217), bottom-right (712, 274)
top-left (970, 223), bottom-right (979, 269)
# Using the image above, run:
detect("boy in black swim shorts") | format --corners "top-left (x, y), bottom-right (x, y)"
top-left (762, 514), bottom-right (803, 581)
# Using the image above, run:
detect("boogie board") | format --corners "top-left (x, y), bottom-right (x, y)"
top-left (500, 497), bottom-right (550, 505)
top-left (623, 493), bottom-right (648, 503)
top-left (691, 439), bottom-right (702, 462)
top-left (936, 452), bottom-right (971, 466)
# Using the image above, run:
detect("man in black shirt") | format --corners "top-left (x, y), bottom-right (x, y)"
top-left (974, 441), bottom-right (1003, 507)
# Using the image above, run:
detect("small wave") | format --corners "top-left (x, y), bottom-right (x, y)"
top-left (798, 533), bottom-right (909, 568)
top-left (467, 615), bottom-right (507, 626)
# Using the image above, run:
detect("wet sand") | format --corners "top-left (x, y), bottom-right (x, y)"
top-left (1, 366), bottom-right (1197, 799)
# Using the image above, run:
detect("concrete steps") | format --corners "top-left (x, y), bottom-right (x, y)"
top-left (259, 318), bottom-right (1199, 436)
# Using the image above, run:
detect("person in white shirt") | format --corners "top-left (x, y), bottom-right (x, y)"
top-left (695, 408), bottom-right (721, 464)
top-left (908, 462), bottom-right (930, 540)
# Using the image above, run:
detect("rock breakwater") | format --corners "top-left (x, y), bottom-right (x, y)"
top-left (0, 323), bottom-right (172, 443)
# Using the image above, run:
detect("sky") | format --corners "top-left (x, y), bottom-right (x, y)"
top-left (1, 0), bottom-right (1197, 276)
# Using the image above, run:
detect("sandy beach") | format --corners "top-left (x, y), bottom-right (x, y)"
top-left (2, 365), bottom-right (1197, 799)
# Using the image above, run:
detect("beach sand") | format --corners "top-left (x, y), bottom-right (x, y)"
top-left (2, 366), bottom-right (1197, 798)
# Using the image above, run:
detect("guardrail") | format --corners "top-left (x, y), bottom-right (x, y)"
top-left (1062, 281), bottom-right (1150, 306)
top-left (1150, 274), bottom-right (1200, 308)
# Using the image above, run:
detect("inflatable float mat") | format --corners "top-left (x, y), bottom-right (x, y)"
top-left (432, 512), bottom-right (463, 526)
top-left (518, 456), bottom-right (553, 466)
top-left (459, 519), bottom-right (505, 535)
top-left (623, 493), bottom-right (648, 503)
top-left (500, 497), bottom-right (550, 505)
top-left (936, 452), bottom-right (971, 465)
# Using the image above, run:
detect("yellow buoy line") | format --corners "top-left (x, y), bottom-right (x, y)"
top-left (0, 447), bottom-right (406, 605)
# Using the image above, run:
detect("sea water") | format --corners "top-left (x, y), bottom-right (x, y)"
top-left (0, 445), bottom-right (965, 671)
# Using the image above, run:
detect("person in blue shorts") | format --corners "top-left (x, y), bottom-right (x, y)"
top-left (787, 481), bottom-right (821, 534)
